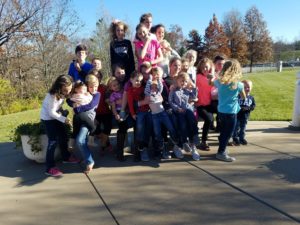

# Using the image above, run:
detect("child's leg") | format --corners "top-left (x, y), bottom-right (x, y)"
top-left (152, 113), bottom-right (164, 149)
top-left (218, 113), bottom-right (237, 155)
top-left (116, 120), bottom-right (128, 161)
top-left (239, 117), bottom-right (248, 141)
top-left (76, 126), bottom-right (94, 166)
top-left (185, 109), bottom-right (199, 142)
top-left (77, 112), bottom-right (96, 134)
top-left (160, 111), bottom-right (178, 144)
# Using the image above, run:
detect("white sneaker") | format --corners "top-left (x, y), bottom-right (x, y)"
top-left (191, 144), bottom-right (200, 161)
top-left (173, 145), bottom-right (184, 159)
top-left (183, 142), bottom-right (192, 153)
top-left (216, 153), bottom-right (236, 162)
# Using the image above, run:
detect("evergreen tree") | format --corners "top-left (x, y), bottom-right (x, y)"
top-left (186, 29), bottom-right (205, 55)
top-left (244, 6), bottom-right (273, 72)
top-left (204, 14), bottom-right (230, 59)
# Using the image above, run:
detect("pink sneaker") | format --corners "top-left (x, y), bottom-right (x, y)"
top-left (45, 167), bottom-right (63, 177)
top-left (63, 155), bottom-right (80, 164)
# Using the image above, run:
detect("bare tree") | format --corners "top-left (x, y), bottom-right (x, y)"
top-left (165, 24), bottom-right (185, 54)
top-left (244, 6), bottom-right (273, 72)
top-left (0, 0), bottom-right (47, 46)
top-left (223, 10), bottom-right (248, 65)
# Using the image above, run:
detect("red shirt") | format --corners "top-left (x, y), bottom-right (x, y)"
top-left (196, 73), bottom-right (212, 106)
top-left (96, 84), bottom-right (111, 114)
top-left (127, 86), bottom-right (149, 116)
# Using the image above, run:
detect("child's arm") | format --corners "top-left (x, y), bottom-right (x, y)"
top-left (138, 37), bottom-right (151, 60)
top-left (250, 96), bottom-right (256, 111)
top-left (168, 90), bottom-right (182, 112)
top-left (127, 89), bottom-right (136, 119)
top-left (128, 41), bottom-right (135, 73)
top-left (74, 92), bottom-right (101, 114)
top-left (111, 102), bottom-right (121, 121)
top-left (150, 47), bottom-right (164, 65)
top-left (144, 76), bottom-right (152, 96)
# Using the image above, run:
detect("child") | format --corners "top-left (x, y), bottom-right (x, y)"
top-left (73, 74), bottom-right (100, 172)
top-left (144, 67), bottom-right (181, 159)
top-left (108, 77), bottom-right (123, 121)
top-left (232, 80), bottom-right (256, 145)
top-left (195, 57), bottom-right (215, 151)
top-left (168, 72), bottom-right (200, 161)
top-left (181, 58), bottom-right (190, 73)
top-left (127, 71), bottom-right (152, 162)
top-left (40, 75), bottom-right (79, 177)
top-left (159, 39), bottom-right (180, 78)
top-left (210, 59), bottom-right (246, 162)
top-left (68, 44), bottom-right (93, 82)
top-left (134, 23), bottom-right (163, 69)
top-left (109, 20), bottom-right (135, 78)
top-left (70, 81), bottom-right (96, 142)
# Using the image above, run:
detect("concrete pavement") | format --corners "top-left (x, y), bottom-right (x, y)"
top-left (0, 121), bottom-right (299, 225)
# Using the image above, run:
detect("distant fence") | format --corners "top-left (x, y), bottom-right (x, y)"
top-left (242, 63), bottom-right (277, 73)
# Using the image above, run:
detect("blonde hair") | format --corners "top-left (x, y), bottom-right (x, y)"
top-left (219, 59), bottom-right (242, 89)
top-left (184, 49), bottom-right (197, 66)
top-left (176, 72), bottom-right (190, 82)
top-left (196, 57), bottom-right (214, 74)
top-left (151, 66), bottom-right (163, 76)
top-left (85, 74), bottom-right (99, 86)
top-left (242, 79), bottom-right (253, 91)
top-left (107, 77), bottom-right (118, 90)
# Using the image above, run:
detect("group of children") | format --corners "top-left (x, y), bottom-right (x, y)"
top-left (40, 13), bottom-right (255, 177)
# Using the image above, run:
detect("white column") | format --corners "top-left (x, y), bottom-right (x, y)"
top-left (291, 72), bottom-right (300, 127)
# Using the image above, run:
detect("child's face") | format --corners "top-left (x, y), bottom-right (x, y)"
top-left (201, 63), bottom-right (211, 76)
top-left (143, 17), bottom-right (152, 30)
top-left (215, 60), bottom-right (225, 72)
top-left (187, 53), bottom-right (196, 64)
top-left (151, 83), bottom-right (158, 92)
top-left (181, 62), bottom-right (189, 72)
top-left (131, 75), bottom-right (143, 88)
top-left (111, 81), bottom-right (120, 92)
top-left (116, 24), bottom-right (125, 40)
top-left (170, 60), bottom-right (182, 77)
top-left (61, 84), bottom-right (72, 97)
top-left (141, 66), bottom-right (151, 79)
top-left (114, 67), bottom-right (126, 82)
top-left (244, 82), bottom-right (251, 94)
top-left (76, 50), bottom-right (87, 62)
top-left (137, 26), bottom-right (148, 40)
top-left (75, 85), bottom-right (87, 94)
top-left (92, 59), bottom-right (102, 71)
top-left (156, 27), bottom-right (165, 41)
top-left (87, 81), bottom-right (99, 94)
top-left (152, 69), bottom-right (162, 80)
top-left (177, 77), bottom-right (188, 89)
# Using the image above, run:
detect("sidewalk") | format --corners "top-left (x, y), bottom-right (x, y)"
top-left (0, 121), bottom-right (299, 225)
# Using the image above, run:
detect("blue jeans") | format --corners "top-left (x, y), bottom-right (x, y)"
top-left (42, 120), bottom-right (70, 171)
top-left (152, 111), bottom-right (178, 149)
top-left (233, 117), bottom-right (248, 140)
top-left (175, 109), bottom-right (198, 143)
top-left (135, 111), bottom-right (152, 149)
top-left (218, 113), bottom-right (237, 155)
top-left (76, 126), bottom-right (94, 166)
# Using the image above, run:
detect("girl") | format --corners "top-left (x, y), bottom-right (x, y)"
top-left (40, 75), bottom-right (79, 177)
top-left (134, 23), bottom-right (163, 69)
top-left (151, 24), bottom-right (180, 78)
top-left (109, 20), bottom-right (135, 78)
top-left (209, 59), bottom-right (246, 162)
top-left (108, 77), bottom-right (123, 121)
top-left (195, 57), bottom-right (215, 151)
top-left (168, 72), bottom-right (200, 161)
top-left (73, 74), bottom-right (100, 173)
top-left (127, 71), bottom-right (152, 162)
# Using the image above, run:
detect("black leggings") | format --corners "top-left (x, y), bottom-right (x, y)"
top-left (197, 105), bottom-right (213, 143)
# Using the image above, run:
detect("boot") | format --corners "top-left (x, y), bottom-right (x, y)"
top-left (116, 131), bottom-right (126, 162)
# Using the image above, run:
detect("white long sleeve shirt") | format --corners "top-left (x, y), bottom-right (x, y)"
top-left (40, 93), bottom-right (66, 123)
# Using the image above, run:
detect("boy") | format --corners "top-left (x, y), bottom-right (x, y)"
top-left (68, 44), bottom-right (93, 82)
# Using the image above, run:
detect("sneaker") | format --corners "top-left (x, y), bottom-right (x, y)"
top-left (232, 138), bottom-right (240, 146)
top-left (63, 155), bottom-right (80, 164)
top-left (45, 167), bottom-right (63, 177)
top-left (240, 139), bottom-right (248, 145)
top-left (140, 148), bottom-right (150, 162)
top-left (173, 145), bottom-right (184, 159)
top-left (162, 148), bottom-right (171, 159)
top-left (84, 163), bottom-right (94, 174)
top-left (191, 145), bottom-right (200, 161)
top-left (183, 142), bottom-right (192, 153)
top-left (216, 153), bottom-right (236, 162)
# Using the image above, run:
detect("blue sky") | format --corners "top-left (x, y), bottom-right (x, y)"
top-left (71, 0), bottom-right (300, 43)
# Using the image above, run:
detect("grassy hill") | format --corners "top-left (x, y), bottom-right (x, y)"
top-left (0, 68), bottom-right (298, 142)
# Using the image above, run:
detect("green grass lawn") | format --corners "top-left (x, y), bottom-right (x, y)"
top-left (244, 68), bottom-right (298, 120)
top-left (0, 68), bottom-right (299, 143)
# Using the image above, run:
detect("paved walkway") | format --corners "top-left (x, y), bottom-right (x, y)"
top-left (0, 121), bottom-right (299, 225)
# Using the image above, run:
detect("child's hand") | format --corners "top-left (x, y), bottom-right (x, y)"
top-left (132, 114), bottom-right (137, 120)
top-left (169, 84), bottom-right (175, 92)
top-left (65, 118), bottom-right (72, 126)
top-left (74, 61), bottom-right (81, 72)
top-left (178, 108), bottom-right (185, 113)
